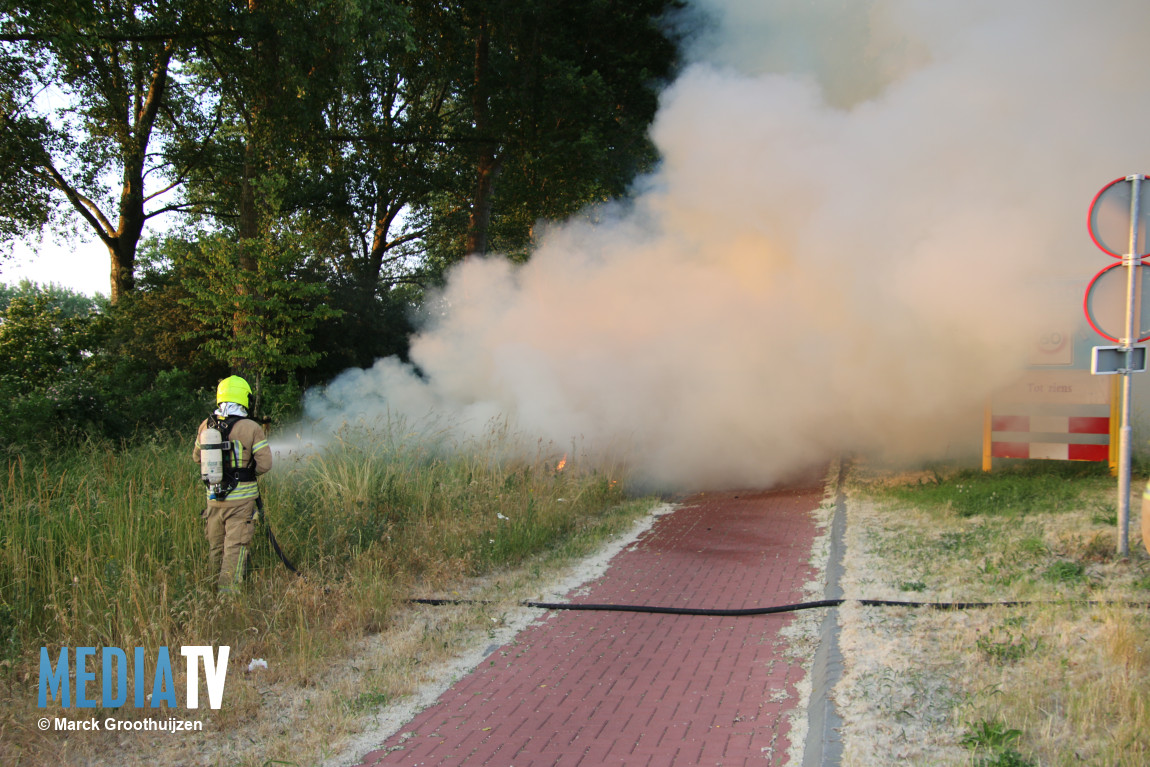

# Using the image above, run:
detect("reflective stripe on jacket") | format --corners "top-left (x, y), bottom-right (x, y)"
top-left (193, 417), bottom-right (273, 501)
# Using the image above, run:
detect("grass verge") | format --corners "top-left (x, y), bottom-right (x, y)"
top-left (0, 423), bottom-right (657, 766)
top-left (836, 459), bottom-right (1150, 766)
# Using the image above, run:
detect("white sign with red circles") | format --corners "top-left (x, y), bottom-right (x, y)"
top-left (1084, 175), bottom-right (1150, 342)
top-left (1088, 175), bottom-right (1150, 258)
top-left (1083, 261), bottom-right (1150, 343)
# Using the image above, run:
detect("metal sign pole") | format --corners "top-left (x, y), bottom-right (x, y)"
top-left (1085, 174), bottom-right (1150, 557)
top-left (1117, 174), bottom-right (1143, 557)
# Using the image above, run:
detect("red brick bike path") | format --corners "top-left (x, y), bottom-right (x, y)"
top-left (352, 476), bottom-right (826, 767)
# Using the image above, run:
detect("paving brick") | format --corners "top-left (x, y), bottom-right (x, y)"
top-left (348, 471), bottom-right (827, 766)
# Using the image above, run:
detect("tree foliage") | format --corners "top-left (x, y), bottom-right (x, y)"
top-left (179, 231), bottom-right (339, 385)
top-left (0, 0), bottom-right (221, 301)
top-left (0, 281), bottom-right (206, 448)
top-left (0, 286), bottom-right (94, 385)
top-left (0, 0), bottom-right (685, 448)
top-left (454, 0), bottom-right (682, 261)
top-left (305, 0), bottom-right (455, 294)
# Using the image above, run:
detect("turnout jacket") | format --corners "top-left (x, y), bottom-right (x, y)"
top-left (193, 417), bottom-right (273, 501)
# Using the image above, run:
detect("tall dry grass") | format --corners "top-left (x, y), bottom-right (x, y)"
top-left (1, 437), bottom-right (205, 656)
top-left (0, 423), bottom-right (645, 765)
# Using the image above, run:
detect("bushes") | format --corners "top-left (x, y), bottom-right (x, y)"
top-left (0, 280), bottom-right (301, 452)
top-left (0, 284), bottom-right (106, 448)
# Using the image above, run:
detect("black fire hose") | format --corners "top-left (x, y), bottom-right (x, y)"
top-left (256, 496), bottom-right (298, 575)
top-left (410, 596), bottom-right (1150, 616)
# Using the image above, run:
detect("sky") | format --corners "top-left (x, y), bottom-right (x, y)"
top-left (2, 236), bottom-right (109, 296)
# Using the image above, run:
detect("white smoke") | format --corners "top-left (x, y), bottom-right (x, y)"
top-left (300, 0), bottom-right (1150, 490)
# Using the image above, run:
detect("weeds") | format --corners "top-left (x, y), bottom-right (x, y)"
top-left (975, 628), bottom-right (1038, 664)
top-left (962, 719), bottom-right (1034, 767)
top-left (1132, 573), bottom-right (1150, 591)
top-left (1090, 501), bottom-right (1118, 526)
top-left (962, 719), bottom-right (1022, 751)
top-left (976, 749), bottom-right (1036, 767)
top-left (1042, 559), bottom-right (1086, 584)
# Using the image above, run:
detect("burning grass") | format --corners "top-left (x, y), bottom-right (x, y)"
top-left (0, 422), bottom-right (652, 766)
top-left (838, 460), bottom-right (1150, 766)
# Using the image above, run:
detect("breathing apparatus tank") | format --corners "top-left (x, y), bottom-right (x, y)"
top-left (200, 424), bottom-right (226, 488)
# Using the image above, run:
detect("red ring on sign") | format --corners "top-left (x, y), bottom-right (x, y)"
top-left (1088, 175), bottom-right (1150, 258)
top-left (1083, 261), bottom-right (1150, 342)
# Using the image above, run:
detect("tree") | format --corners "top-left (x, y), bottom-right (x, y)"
top-left (174, 0), bottom-right (389, 385)
top-left (450, 0), bottom-right (682, 261)
top-left (0, 278), bottom-right (101, 317)
top-left (103, 236), bottom-right (218, 379)
top-left (0, 0), bottom-right (220, 302)
top-left (2, 0), bottom-right (686, 404)
top-left (299, 0), bottom-right (684, 281)
top-left (0, 285), bottom-right (95, 384)
top-left (179, 223), bottom-right (340, 400)
top-left (304, 0), bottom-right (452, 297)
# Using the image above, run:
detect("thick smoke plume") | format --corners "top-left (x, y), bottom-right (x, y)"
top-left (300, 0), bottom-right (1150, 490)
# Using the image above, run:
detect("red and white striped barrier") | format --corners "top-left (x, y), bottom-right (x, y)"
top-left (982, 371), bottom-right (1118, 472)
top-left (988, 410), bottom-right (1111, 462)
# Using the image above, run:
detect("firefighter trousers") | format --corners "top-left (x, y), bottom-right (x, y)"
top-left (203, 498), bottom-right (257, 593)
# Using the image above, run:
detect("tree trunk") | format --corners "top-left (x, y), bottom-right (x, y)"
top-left (106, 239), bottom-right (136, 304)
top-left (465, 11), bottom-right (501, 257)
top-left (95, 43), bottom-right (172, 303)
top-left (239, 0), bottom-right (269, 260)
top-left (230, 0), bottom-right (274, 385)
top-left (230, 142), bottom-right (259, 381)
top-left (105, 138), bottom-right (149, 302)
top-left (105, 167), bottom-right (144, 302)
top-left (468, 151), bottom-right (502, 257)
top-left (365, 204), bottom-right (391, 293)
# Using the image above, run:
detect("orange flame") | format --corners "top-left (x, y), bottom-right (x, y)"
top-left (556, 453), bottom-right (567, 472)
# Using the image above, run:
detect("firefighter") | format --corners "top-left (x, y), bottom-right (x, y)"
top-left (193, 375), bottom-right (272, 593)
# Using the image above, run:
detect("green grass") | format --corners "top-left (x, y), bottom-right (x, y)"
top-left (878, 462), bottom-right (1112, 518)
top-left (975, 628), bottom-right (1039, 664)
top-left (962, 719), bottom-right (1023, 751)
top-left (0, 425), bottom-right (632, 657)
top-left (854, 459), bottom-right (1150, 766)
top-left (1042, 559), bottom-right (1086, 584)
top-left (0, 422), bottom-right (654, 764)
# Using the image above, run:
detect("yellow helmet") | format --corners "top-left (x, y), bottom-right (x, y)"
top-left (216, 375), bottom-right (252, 408)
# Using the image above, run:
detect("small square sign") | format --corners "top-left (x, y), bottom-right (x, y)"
top-left (1091, 345), bottom-right (1148, 375)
